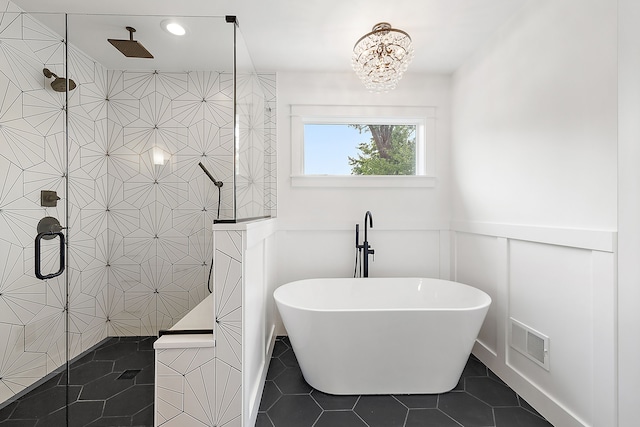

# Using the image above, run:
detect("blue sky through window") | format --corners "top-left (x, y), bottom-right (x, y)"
top-left (304, 124), bottom-right (368, 175)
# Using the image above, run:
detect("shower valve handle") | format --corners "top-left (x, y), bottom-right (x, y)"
top-left (35, 216), bottom-right (66, 280)
top-left (35, 231), bottom-right (65, 280)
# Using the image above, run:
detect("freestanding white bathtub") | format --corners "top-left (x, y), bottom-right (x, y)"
top-left (274, 277), bottom-right (491, 395)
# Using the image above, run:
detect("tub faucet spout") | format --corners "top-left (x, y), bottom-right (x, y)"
top-left (364, 211), bottom-right (373, 243)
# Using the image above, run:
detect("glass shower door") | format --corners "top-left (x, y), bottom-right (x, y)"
top-left (0, 10), bottom-right (71, 425)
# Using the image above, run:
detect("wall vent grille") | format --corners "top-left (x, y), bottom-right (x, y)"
top-left (509, 317), bottom-right (550, 370)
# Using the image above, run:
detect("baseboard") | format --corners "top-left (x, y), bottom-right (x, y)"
top-left (473, 343), bottom-right (589, 427)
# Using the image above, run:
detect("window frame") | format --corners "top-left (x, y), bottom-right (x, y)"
top-left (290, 104), bottom-right (437, 188)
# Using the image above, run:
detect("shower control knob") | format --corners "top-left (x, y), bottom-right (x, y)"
top-left (37, 216), bottom-right (64, 240)
top-left (40, 190), bottom-right (60, 207)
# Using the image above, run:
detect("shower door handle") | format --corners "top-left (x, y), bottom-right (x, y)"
top-left (35, 231), bottom-right (65, 280)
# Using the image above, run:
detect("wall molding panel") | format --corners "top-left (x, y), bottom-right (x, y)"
top-left (452, 222), bottom-right (617, 427)
top-left (451, 220), bottom-right (615, 253)
top-left (278, 218), bottom-right (450, 232)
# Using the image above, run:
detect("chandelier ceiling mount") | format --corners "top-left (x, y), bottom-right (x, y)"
top-left (352, 22), bottom-right (414, 92)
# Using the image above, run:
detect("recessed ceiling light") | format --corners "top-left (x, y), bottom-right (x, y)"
top-left (162, 20), bottom-right (186, 36)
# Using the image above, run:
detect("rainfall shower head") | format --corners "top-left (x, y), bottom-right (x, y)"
top-left (108, 27), bottom-right (154, 59)
top-left (43, 68), bottom-right (76, 92)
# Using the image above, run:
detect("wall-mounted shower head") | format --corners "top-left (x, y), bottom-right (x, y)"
top-left (108, 27), bottom-right (154, 59)
top-left (43, 68), bottom-right (76, 92)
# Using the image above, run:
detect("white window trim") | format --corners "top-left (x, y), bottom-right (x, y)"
top-left (290, 104), bottom-right (437, 188)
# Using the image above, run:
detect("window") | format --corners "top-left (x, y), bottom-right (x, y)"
top-left (304, 123), bottom-right (418, 176)
top-left (291, 105), bottom-right (436, 187)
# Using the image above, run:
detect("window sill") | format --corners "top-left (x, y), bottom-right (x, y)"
top-left (290, 175), bottom-right (437, 188)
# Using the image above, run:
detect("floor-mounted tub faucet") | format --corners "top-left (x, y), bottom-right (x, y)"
top-left (356, 211), bottom-right (375, 277)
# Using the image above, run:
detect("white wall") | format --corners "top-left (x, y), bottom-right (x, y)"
top-left (270, 2), bottom-right (625, 426)
top-left (451, 0), bottom-right (617, 230)
top-left (452, 227), bottom-right (615, 427)
top-left (451, 0), bottom-right (617, 426)
top-left (275, 72), bottom-right (452, 307)
top-left (617, 0), bottom-right (640, 425)
top-left (242, 221), bottom-right (278, 426)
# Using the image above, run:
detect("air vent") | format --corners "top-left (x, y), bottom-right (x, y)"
top-left (509, 318), bottom-right (549, 370)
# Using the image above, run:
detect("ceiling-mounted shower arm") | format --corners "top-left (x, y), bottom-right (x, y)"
top-left (108, 26), bottom-right (154, 59)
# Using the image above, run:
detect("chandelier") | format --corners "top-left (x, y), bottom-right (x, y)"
top-left (352, 22), bottom-right (414, 92)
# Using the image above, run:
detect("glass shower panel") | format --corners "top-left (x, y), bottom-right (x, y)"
top-left (65, 14), bottom-right (233, 345)
top-left (233, 24), bottom-right (269, 221)
top-left (0, 8), bottom-right (70, 423)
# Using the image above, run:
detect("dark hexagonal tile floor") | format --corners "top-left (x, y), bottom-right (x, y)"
top-left (0, 336), bottom-right (155, 427)
top-left (355, 395), bottom-right (408, 427)
top-left (0, 334), bottom-right (555, 427)
top-left (268, 395), bottom-right (322, 427)
top-left (257, 336), bottom-right (555, 427)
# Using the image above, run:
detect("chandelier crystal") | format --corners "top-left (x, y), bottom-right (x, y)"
top-left (352, 22), bottom-right (414, 92)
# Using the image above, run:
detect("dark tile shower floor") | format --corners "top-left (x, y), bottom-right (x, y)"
top-left (257, 336), bottom-right (554, 427)
top-left (0, 336), bottom-right (156, 427)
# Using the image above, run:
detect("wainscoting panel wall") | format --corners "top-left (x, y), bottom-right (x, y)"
top-left (452, 223), bottom-right (616, 427)
top-left (275, 225), bottom-right (446, 283)
top-left (453, 232), bottom-right (499, 355)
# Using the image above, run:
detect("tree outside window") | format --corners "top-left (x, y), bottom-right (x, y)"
top-left (347, 125), bottom-right (416, 175)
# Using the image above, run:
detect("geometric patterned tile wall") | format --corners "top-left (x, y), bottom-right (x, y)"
top-left (236, 72), bottom-right (265, 220)
top-left (156, 345), bottom-right (216, 427)
top-left (156, 229), bottom-right (244, 427)
top-left (0, 0), bottom-right (276, 405)
top-left (259, 74), bottom-right (277, 218)
top-left (213, 229), bottom-right (243, 427)
top-left (0, 3), bottom-right (81, 404)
